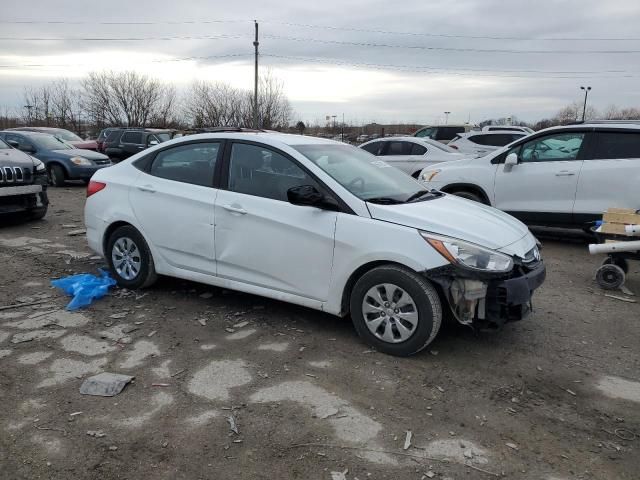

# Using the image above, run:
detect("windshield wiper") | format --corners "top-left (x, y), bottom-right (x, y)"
top-left (365, 196), bottom-right (403, 205)
top-left (406, 189), bottom-right (442, 203)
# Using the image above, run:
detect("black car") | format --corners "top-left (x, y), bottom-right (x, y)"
top-left (0, 136), bottom-right (48, 220)
top-left (104, 128), bottom-right (172, 161)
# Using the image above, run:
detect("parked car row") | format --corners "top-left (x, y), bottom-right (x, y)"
top-left (7, 126), bottom-right (98, 151)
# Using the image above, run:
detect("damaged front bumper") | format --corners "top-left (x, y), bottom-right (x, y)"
top-left (426, 261), bottom-right (546, 330)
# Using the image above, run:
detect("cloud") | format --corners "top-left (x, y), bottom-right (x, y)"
top-left (1, 0), bottom-right (639, 123)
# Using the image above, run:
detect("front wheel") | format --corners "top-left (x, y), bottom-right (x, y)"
top-left (106, 225), bottom-right (157, 289)
top-left (350, 265), bottom-right (442, 356)
top-left (29, 205), bottom-right (48, 220)
top-left (49, 164), bottom-right (66, 187)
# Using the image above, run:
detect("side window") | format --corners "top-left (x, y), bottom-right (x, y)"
top-left (122, 131), bottom-right (143, 144)
top-left (410, 143), bottom-right (427, 155)
top-left (435, 127), bottom-right (465, 141)
top-left (520, 132), bottom-right (585, 163)
top-left (228, 143), bottom-right (318, 202)
top-left (483, 134), bottom-right (515, 147)
top-left (361, 141), bottom-right (382, 155)
top-left (149, 142), bottom-right (219, 187)
top-left (468, 135), bottom-right (489, 146)
top-left (384, 141), bottom-right (412, 155)
top-left (592, 132), bottom-right (640, 159)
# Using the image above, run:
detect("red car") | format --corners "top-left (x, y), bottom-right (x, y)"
top-left (7, 127), bottom-right (97, 151)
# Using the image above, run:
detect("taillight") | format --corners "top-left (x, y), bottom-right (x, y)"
top-left (87, 181), bottom-right (106, 197)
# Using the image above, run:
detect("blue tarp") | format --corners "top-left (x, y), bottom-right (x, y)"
top-left (51, 269), bottom-right (117, 310)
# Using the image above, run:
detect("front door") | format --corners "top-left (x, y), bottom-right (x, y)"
top-left (214, 141), bottom-right (337, 301)
top-left (129, 141), bottom-right (221, 273)
top-left (493, 131), bottom-right (586, 224)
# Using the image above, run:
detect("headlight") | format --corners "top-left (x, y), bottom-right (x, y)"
top-left (70, 156), bottom-right (92, 166)
top-left (32, 157), bottom-right (46, 172)
top-left (420, 232), bottom-right (513, 272)
top-left (420, 169), bottom-right (441, 182)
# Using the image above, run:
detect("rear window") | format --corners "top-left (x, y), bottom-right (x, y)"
top-left (593, 132), bottom-right (640, 159)
top-left (410, 143), bottom-right (427, 155)
top-left (360, 142), bottom-right (382, 155)
top-left (435, 127), bottom-right (465, 141)
top-left (122, 131), bottom-right (143, 144)
top-left (384, 141), bottom-right (413, 155)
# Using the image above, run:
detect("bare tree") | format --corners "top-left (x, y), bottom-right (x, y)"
top-left (82, 71), bottom-right (176, 127)
top-left (257, 70), bottom-right (291, 129)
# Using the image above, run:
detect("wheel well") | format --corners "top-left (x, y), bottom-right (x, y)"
top-left (340, 260), bottom-right (414, 316)
top-left (441, 183), bottom-right (490, 204)
top-left (102, 221), bottom-right (133, 255)
top-left (47, 161), bottom-right (68, 175)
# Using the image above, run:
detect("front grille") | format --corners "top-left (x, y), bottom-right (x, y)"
top-left (0, 166), bottom-right (32, 185)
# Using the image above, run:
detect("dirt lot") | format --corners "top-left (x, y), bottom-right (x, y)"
top-left (0, 185), bottom-right (639, 480)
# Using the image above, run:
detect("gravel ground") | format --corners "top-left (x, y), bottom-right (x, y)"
top-left (0, 185), bottom-right (639, 480)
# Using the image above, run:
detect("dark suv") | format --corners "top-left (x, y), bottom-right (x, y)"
top-left (104, 129), bottom-right (173, 161)
top-left (0, 136), bottom-right (48, 220)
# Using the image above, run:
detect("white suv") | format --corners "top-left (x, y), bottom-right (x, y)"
top-left (448, 131), bottom-right (527, 157)
top-left (85, 131), bottom-right (545, 356)
top-left (420, 123), bottom-right (640, 229)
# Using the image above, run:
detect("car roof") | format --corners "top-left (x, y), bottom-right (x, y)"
top-left (461, 131), bottom-right (527, 137)
top-left (1, 130), bottom-right (53, 138)
top-left (536, 122), bottom-right (640, 134)
top-left (165, 132), bottom-right (339, 148)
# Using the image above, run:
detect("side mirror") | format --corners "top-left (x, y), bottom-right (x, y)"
top-left (148, 140), bottom-right (159, 146)
top-left (287, 185), bottom-right (339, 211)
top-left (504, 152), bottom-right (518, 171)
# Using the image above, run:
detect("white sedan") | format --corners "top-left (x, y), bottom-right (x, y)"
top-left (85, 131), bottom-right (545, 356)
top-left (448, 131), bottom-right (528, 157)
top-left (359, 136), bottom-right (464, 177)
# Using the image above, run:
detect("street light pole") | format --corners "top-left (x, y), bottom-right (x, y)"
top-left (444, 111), bottom-right (451, 124)
top-left (253, 20), bottom-right (259, 130)
top-left (580, 86), bottom-right (591, 122)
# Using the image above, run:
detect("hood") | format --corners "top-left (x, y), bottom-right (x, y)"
top-left (367, 194), bottom-right (531, 251)
top-left (53, 148), bottom-right (109, 160)
top-left (427, 151), bottom-right (465, 162)
top-left (0, 148), bottom-right (36, 167)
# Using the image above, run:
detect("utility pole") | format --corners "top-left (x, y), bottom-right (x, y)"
top-left (580, 86), bottom-right (591, 122)
top-left (444, 111), bottom-right (451, 124)
top-left (253, 21), bottom-right (259, 130)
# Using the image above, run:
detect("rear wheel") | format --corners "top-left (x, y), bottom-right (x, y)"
top-left (350, 265), bottom-right (442, 356)
top-left (49, 164), bottom-right (66, 187)
top-left (450, 190), bottom-right (484, 204)
top-left (106, 225), bottom-right (157, 289)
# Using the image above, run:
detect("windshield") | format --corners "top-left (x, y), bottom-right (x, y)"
top-left (54, 130), bottom-right (82, 142)
top-left (294, 144), bottom-right (439, 204)
top-left (0, 138), bottom-right (10, 150)
top-left (31, 135), bottom-right (72, 150)
top-left (415, 127), bottom-right (435, 138)
top-left (156, 133), bottom-right (171, 142)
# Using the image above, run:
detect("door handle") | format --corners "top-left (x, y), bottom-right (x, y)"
top-left (555, 171), bottom-right (576, 176)
top-left (222, 204), bottom-right (247, 215)
top-left (137, 185), bottom-right (156, 193)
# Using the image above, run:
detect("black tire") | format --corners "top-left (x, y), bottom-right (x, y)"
top-left (106, 225), bottom-right (157, 289)
top-left (29, 206), bottom-right (48, 220)
top-left (350, 265), bottom-right (442, 356)
top-left (49, 164), bottom-right (66, 187)
top-left (602, 256), bottom-right (629, 274)
top-left (596, 264), bottom-right (625, 290)
top-left (450, 190), bottom-right (484, 204)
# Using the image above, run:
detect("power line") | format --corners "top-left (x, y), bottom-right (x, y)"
top-left (0, 53), bottom-right (252, 68)
top-left (0, 18), bottom-right (638, 41)
top-left (261, 53), bottom-right (640, 78)
top-left (0, 34), bottom-right (247, 41)
top-left (262, 35), bottom-right (640, 54)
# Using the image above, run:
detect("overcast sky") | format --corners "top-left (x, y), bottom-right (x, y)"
top-left (1, 0), bottom-right (639, 125)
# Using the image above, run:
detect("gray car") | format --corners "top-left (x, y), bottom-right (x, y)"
top-left (0, 131), bottom-right (112, 187)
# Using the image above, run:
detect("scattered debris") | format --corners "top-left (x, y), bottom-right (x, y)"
top-left (225, 328), bottom-right (235, 333)
top-left (620, 285), bottom-right (635, 296)
top-left (170, 369), bottom-right (186, 378)
top-left (227, 415), bottom-right (239, 434)
top-left (51, 269), bottom-right (116, 310)
top-left (148, 330), bottom-right (157, 337)
top-left (305, 373), bottom-right (317, 378)
top-left (162, 440), bottom-right (169, 448)
top-left (198, 318), bottom-right (207, 326)
top-left (80, 372), bottom-right (134, 397)
top-left (66, 229), bottom-right (87, 236)
top-left (505, 442), bottom-right (519, 451)
top-left (86, 430), bottom-right (106, 438)
top-left (108, 445), bottom-right (118, 451)
top-left (604, 294), bottom-right (636, 303)
top-left (330, 469), bottom-right (349, 480)
top-left (109, 312), bottom-right (128, 319)
top-left (233, 320), bottom-right (249, 328)
top-left (152, 383), bottom-right (170, 387)
top-left (69, 411), bottom-right (83, 417)
top-left (436, 386), bottom-right (445, 393)
top-left (425, 471), bottom-right (436, 478)
top-left (199, 292), bottom-right (213, 299)
top-left (0, 299), bottom-right (49, 311)
top-left (565, 388), bottom-right (577, 396)
top-left (403, 430), bottom-right (413, 450)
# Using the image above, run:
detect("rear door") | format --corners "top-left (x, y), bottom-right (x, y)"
top-left (574, 129), bottom-right (640, 222)
top-left (214, 141), bottom-right (337, 301)
top-left (493, 131), bottom-right (587, 224)
top-left (379, 141), bottom-right (417, 174)
top-left (120, 131), bottom-right (145, 158)
top-left (129, 141), bottom-right (221, 273)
